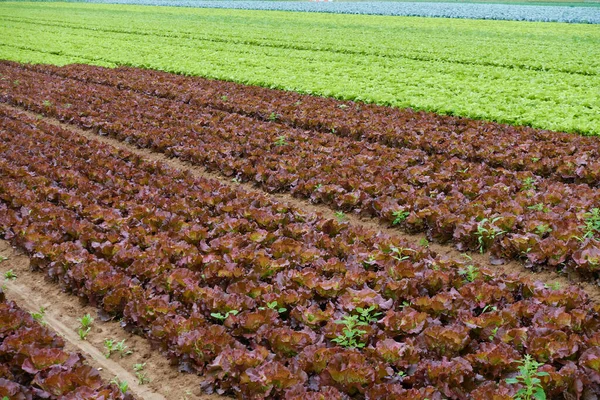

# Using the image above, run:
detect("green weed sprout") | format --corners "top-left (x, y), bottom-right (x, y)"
top-left (210, 309), bottom-right (239, 321)
top-left (104, 338), bottom-right (132, 358)
top-left (273, 135), bottom-right (288, 146)
top-left (392, 209), bottom-right (410, 225)
top-left (582, 208), bottom-right (600, 239)
top-left (133, 363), bottom-right (150, 385)
top-left (506, 354), bottom-right (548, 400)
top-left (332, 314), bottom-right (367, 349)
top-left (3, 269), bottom-right (16, 280)
top-left (111, 377), bottom-right (129, 394)
top-left (78, 313), bottom-right (94, 340)
top-left (30, 306), bottom-right (46, 325)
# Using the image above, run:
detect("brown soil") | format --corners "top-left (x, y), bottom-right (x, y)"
top-left (0, 239), bottom-right (226, 400)
top-left (3, 102), bottom-right (599, 304)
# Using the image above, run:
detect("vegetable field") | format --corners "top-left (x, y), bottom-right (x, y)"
top-left (2, 1), bottom-right (600, 398)
top-left (1, 59), bottom-right (600, 398)
top-left (1, 2), bottom-right (599, 134)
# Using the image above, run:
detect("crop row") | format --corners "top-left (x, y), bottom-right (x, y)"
top-left (32, 0), bottom-right (600, 24)
top-left (1, 2), bottom-right (599, 135)
top-left (0, 290), bottom-right (130, 399)
top-left (17, 60), bottom-right (600, 187)
top-left (1, 63), bottom-right (599, 277)
top-left (2, 102), bottom-right (600, 398)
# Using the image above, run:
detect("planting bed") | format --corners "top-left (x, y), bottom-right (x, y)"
top-left (0, 289), bottom-right (131, 399)
top-left (1, 62), bottom-right (599, 278)
top-left (2, 97), bottom-right (600, 398)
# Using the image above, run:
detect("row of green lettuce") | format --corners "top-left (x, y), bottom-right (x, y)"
top-left (0, 2), bottom-right (599, 135)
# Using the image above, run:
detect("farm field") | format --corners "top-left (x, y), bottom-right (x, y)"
top-left (2, 1), bottom-right (600, 398)
top-left (2, 100), bottom-right (600, 398)
top-left (0, 2), bottom-right (599, 134)
top-left (2, 61), bottom-right (600, 277)
top-left (1, 58), bottom-right (600, 397)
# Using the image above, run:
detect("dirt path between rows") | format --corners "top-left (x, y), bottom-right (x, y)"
top-left (3, 102), bottom-right (599, 304)
top-left (0, 240), bottom-right (226, 400)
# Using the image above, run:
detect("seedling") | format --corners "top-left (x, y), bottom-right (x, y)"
top-left (544, 282), bottom-right (561, 291)
top-left (338, 104), bottom-right (348, 109)
top-left (133, 363), bottom-right (150, 385)
top-left (534, 224), bottom-right (552, 236)
top-left (78, 326), bottom-right (91, 340)
top-left (210, 310), bottom-right (239, 321)
top-left (268, 112), bottom-right (279, 121)
top-left (273, 135), bottom-right (288, 146)
top-left (3, 269), bottom-right (16, 280)
top-left (231, 177), bottom-right (241, 184)
top-left (42, 100), bottom-right (52, 107)
top-left (111, 377), bottom-right (129, 394)
top-left (392, 209), bottom-right (410, 225)
top-left (362, 254), bottom-right (377, 268)
top-left (528, 203), bottom-right (549, 213)
top-left (474, 217), bottom-right (505, 253)
top-left (389, 246), bottom-right (412, 262)
top-left (489, 326), bottom-right (499, 341)
top-left (419, 238), bottom-right (430, 248)
top-left (79, 313), bottom-right (94, 329)
top-left (582, 208), bottom-right (600, 239)
top-left (77, 313), bottom-right (94, 340)
top-left (220, 95), bottom-right (228, 101)
top-left (314, 183), bottom-right (323, 191)
top-left (531, 157), bottom-right (540, 163)
top-left (459, 264), bottom-right (480, 283)
top-left (0, 255), bottom-right (7, 262)
top-left (521, 177), bottom-right (537, 191)
top-left (259, 301), bottom-right (286, 313)
top-left (334, 211), bottom-right (346, 222)
top-left (506, 354), bottom-right (548, 400)
top-left (355, 305), bottom-right (381, 324)
top-left (30, 306), bottom-right (46, 325)
top-left (399, 300), bottom-right (412, 309)
top-left (104, 338), bottom-right (132, 358)
top-left (332, 314), bottom-right (367, 349)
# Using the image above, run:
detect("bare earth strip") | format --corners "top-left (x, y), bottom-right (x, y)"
top-left (0, 239), bottom-right (226, 400)
top-left (3, 102), bottom-right (598, 306)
